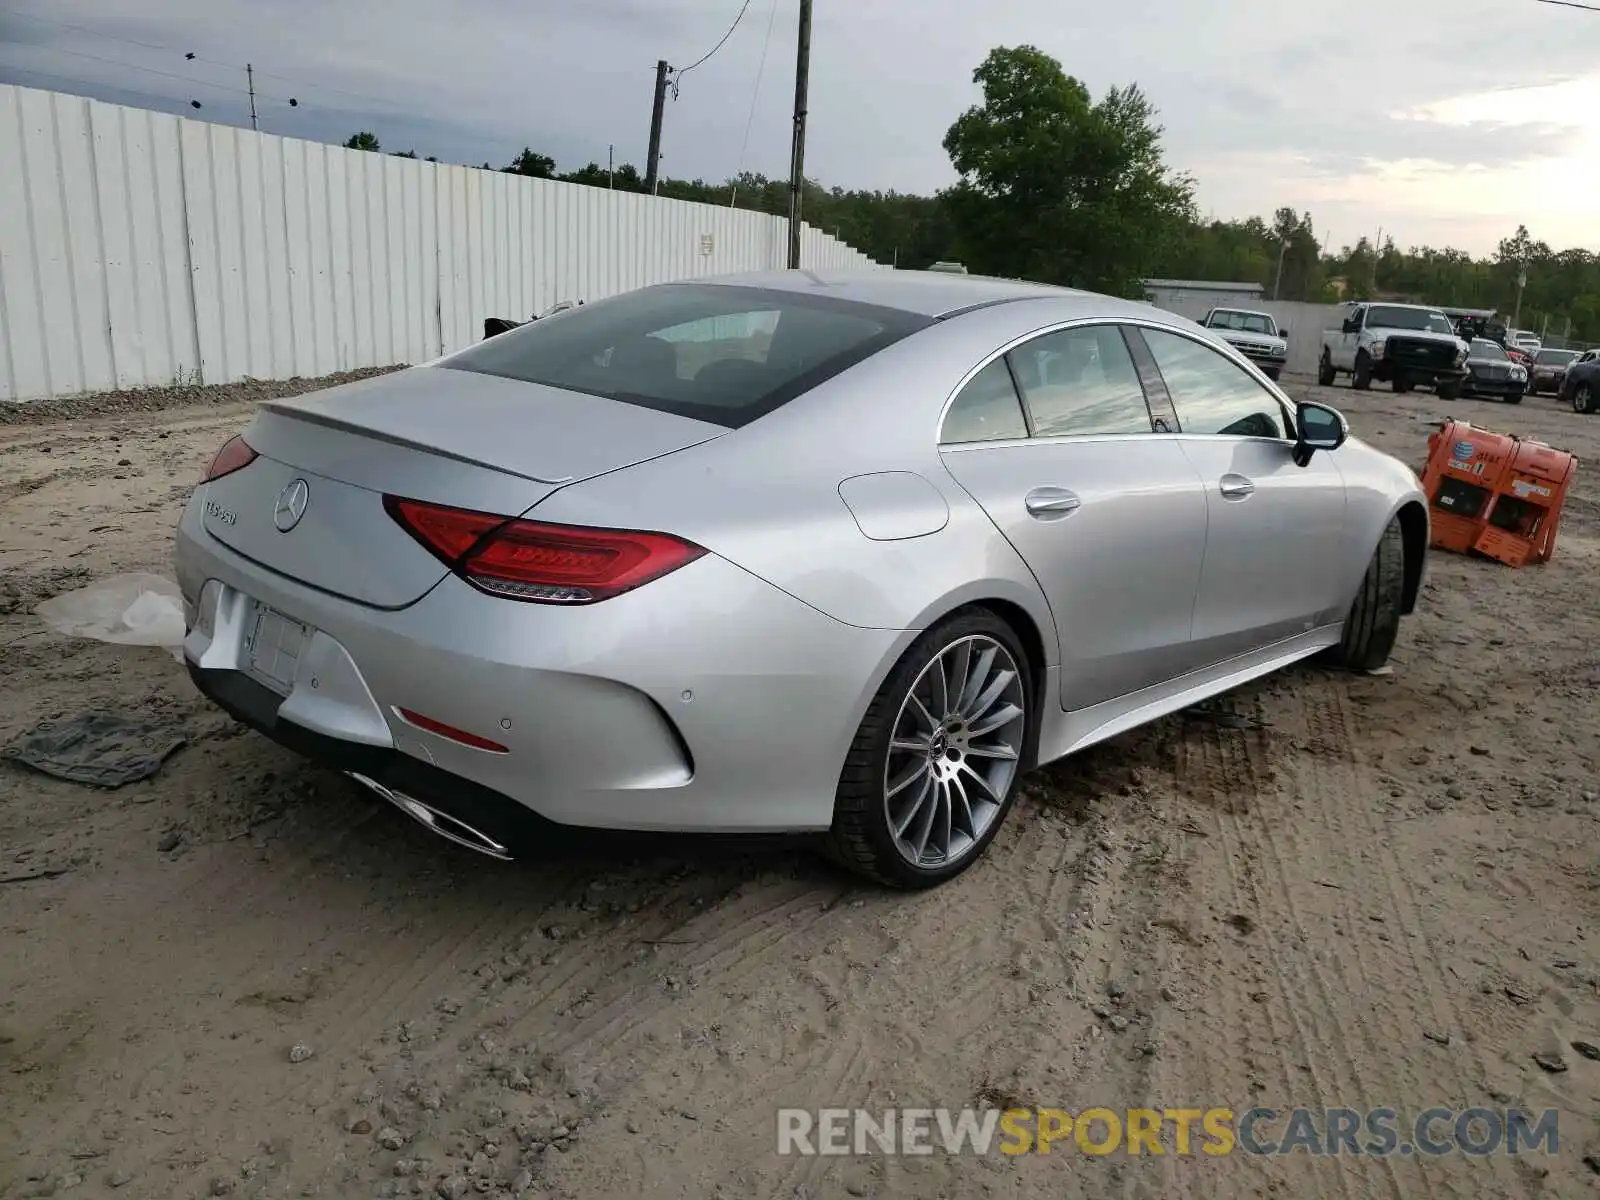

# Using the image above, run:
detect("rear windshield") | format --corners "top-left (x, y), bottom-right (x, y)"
top-left (439, 283), bottom-right (929, 427)
top-left (1535, 349), bottom-right (1577, 365)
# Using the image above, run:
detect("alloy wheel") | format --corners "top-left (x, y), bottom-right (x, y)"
top-left (882, 634), bottom-right (1026, 869)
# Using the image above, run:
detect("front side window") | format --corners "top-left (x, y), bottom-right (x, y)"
top-left (440, 284), bottom-right (929, 428)
top-left (940, 359), bottom-right (1028, 444)
top-left (1006, 325), bottom-right (1152, 437)
top-left (1140, 328), bottom-right (1289, 439)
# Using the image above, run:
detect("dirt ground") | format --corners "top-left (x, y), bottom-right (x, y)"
top-left (1, 371), bottom-right (1597, 1199)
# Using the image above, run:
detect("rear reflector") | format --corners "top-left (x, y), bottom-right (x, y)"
top-left (394, 707), bottom-right (509, 753)
top-left (383, 495), bottom-right (705, 604)
top-left (203, 434), bottom-right (257, 482)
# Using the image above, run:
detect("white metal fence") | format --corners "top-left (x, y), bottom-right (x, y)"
top-left (0, 84), bottom-right (882, 404)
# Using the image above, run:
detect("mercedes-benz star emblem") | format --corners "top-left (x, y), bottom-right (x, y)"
top-left (273, 478), bottom-right (310, 532)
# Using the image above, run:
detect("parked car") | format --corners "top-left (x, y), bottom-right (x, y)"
top-left (1318, 303), bottom-right (1469, 396)
top-left (1460, 339), bottom-right (1528, 403)
top-left (1560, 348), bottom-right (1600, 414)
top-left (1511, 330), bottom-right (1542, 357)
top-left (1198, 307), bottom-right (1289, 380)
top-left (1528, 347), bottom-right (1580, 395)
top-left (175, 271), bottom-right (1428, 888)
top-left (481, 300), bottom-right (584, 340)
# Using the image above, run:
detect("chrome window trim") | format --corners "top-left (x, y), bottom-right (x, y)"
top-left (936, 315), bottom-right (1299, 447)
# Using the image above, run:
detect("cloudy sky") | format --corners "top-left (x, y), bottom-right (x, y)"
top-left (2, 0), bottom-right (1596, 258)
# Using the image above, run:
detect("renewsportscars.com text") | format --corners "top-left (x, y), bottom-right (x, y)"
top-left (776, 1106), bottom-right (1559, 1157)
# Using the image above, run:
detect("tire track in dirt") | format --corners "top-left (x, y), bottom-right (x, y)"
top-left (1185, 675), bottom-right (1523, 1199)
top-left (1231, 686), bottom-right (1425, 1200)
top-left (1269, 682), bottom-right (1526, 1196)
top-left (1169, 706), bottom-right (1348, 1200)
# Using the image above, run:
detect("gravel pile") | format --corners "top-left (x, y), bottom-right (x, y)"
top-left (0, 366), bottom-right (407, 426)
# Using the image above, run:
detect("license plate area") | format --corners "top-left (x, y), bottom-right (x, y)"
top-left (243, 601), bottom-right (311, 696)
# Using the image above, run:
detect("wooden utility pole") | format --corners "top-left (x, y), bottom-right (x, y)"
top-left (786, 0), bottom-right (812, 270)
top-left (645, 59), bottom-right (670, 195)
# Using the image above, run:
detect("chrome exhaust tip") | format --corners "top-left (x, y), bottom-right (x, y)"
top-left (347, 772), bottom-right (513, 861)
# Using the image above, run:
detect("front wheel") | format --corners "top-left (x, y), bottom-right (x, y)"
top-left (1264, 366), bottom-right (1281, 382)
top-left (1352, 353), bottom-right (1373, 390)
top-left (1504, 392), bottom-right (1523, 405)
top-left (1332, 517), bottom-right (1405, 672)
top-left (1437, 379), bottom-right (1463, 401)
top-left (1392, 377), bottom-right (1411, 394)
top-left (828, 610), bottom-right (1031, 889)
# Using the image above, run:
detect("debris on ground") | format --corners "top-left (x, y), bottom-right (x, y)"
top-left (3, 711), bottom-right (187, 787)
top-left (33, 572), bottom-right (186, 662)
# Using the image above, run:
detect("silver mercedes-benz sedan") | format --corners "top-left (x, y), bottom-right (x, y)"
top-left (175, 270), bottom-right (1428, 888)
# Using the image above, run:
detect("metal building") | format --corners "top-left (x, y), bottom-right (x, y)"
top-left (1142, 279), bottom-right (1266, 316)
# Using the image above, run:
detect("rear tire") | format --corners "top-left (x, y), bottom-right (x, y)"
top-left (1575, 383), bottom-right (1596, 414)
top-left (1332, 518), bottom-right (1406, 673)
top-left (1352, 353), bottom-right (1373, 390)
top-left (1392, 377), bottom-right (1411, 394)
top-left (1317, 352), bottom-right (1336, 387)
top-left (1437, 379), bottom-right (1462, 401)
top-left (828, 609), bottom-right (1032, 889)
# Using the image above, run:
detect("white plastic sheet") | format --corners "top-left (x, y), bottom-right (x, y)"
top-left (34, 572), bottom-right (186, 663)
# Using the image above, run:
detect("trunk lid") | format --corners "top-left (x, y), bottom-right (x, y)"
top-left (199, 366), bottom-right (726, 608)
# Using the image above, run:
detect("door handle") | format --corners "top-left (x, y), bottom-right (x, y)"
top-left (1218, 474), bottom-right (1256, 499)
top-left (1024, 486), bottom-right (1082, 518)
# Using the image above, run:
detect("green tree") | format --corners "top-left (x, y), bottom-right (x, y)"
top-left (504, 148), bottom-right (556, 178)
top-left (344, 132), bottom-right (381, 152)
top-left (940, 45), bottom-right (1194, 295)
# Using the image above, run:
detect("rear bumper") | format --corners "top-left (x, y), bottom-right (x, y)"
top-left (189, 661), bottom-right (543, 855)
top-left (174, 496), bottom-right (908, 833)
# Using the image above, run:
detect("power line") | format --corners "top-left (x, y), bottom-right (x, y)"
top-left (0, 62), bottom-right (238, 113)
top-left (674, 0), bottom-right (754, 79)
top-left (15, 42), bottom-right (278, 101)
top-left (731, 0), bottom-right (781, 203)
top-left (1533, 0), bottom-right (1600, 10)
top-left (5, 10), bottom-right (415, 112)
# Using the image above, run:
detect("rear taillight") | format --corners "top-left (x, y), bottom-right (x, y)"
top-left (384, 496), bottom-right (705, 605)
top-left (203, 434), bottom-right (257, 482)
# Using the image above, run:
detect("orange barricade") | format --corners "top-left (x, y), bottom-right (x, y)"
top-left (1418, 419), bottom-right (1578, 566)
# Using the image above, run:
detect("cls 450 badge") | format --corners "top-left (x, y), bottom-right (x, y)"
top-left (205, 499), bottom-right (238, 525)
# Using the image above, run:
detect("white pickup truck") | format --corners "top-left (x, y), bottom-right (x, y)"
top-left (1198, 307), bottom-right (1289, 380)
top-left (1318, 302), bottom-right (1469, 397)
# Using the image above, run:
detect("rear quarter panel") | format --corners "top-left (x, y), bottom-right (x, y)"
top-left (524, 302), bottom-right (1082, 659)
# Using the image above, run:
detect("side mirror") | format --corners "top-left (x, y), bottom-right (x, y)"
top-left (1294, 401), bottom-right (1347, 466)
top-left (1278, 324), bottom-right (1290, 338)
top-left (1341, 318), bottom-right (1359, 333)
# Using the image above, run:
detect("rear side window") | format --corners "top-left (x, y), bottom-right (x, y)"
top-left (1008, 325), bottom-right (1153, 437)
top-left (941, 359), bottom-right (1028, 444)
top-left (439, 284), bottom-right (930, 428)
